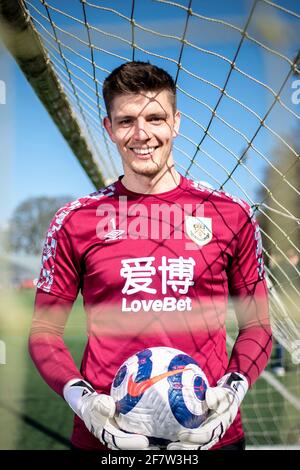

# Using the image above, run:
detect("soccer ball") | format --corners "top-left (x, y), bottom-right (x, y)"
top-left (110, 346), bottom-right (209, 443)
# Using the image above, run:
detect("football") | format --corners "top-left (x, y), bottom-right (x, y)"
top-left (110, 346), bottom-right (209, 444)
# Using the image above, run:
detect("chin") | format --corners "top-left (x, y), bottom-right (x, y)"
top-left (131, 161), bottom-right (162, 178)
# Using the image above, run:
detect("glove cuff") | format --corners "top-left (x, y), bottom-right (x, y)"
top-left (63, 378), bottom-right (97, 419)
top-left (217, 372), bottom-right (249, 406)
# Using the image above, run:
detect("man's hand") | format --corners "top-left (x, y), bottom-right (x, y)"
top-left (167, 372), bottom-right (249, 450)
top-left (63, 379), bottom-right (153, 450)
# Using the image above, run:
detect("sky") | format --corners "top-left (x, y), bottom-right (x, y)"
top-left (0, 0), bottom-right (299, 225)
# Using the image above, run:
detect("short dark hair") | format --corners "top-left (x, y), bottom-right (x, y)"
top-left (103, 61), bottom-right (176, 117)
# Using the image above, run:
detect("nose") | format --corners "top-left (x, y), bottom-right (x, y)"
top-left (132, 118), bottom-right (150, 141)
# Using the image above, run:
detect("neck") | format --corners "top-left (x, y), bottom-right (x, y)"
top-left (121, 165), bottom-right (181, 194)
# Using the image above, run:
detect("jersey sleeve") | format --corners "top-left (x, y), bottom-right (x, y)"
top-left (30, 292), bottom-right (83, 396)
top-left (226, 281), bottom-right (272, 386)
top-left (36, 211), bottom-right (81, 301)
top-left (228, 204), bottom-right (265, 293)
top-left (226, 204), bottom-right (271, 385)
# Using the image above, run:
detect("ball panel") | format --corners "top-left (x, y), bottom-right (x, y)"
top-left (112, 364), bottom-right (127, 388)
top-left (167, 354), bottom-right (208, 429)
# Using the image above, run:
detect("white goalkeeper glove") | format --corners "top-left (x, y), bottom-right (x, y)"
top-left (63, 379), bottom-right (153, 450)
top-left (167, 372), bottom-right (249, 451)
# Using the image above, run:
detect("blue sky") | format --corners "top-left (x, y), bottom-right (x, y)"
top-left (0, 0), bottom-right (299, 225)
top-left (1, 44), bottom-right (96, 224)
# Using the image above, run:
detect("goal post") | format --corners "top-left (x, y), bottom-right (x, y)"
top-left (1, 0), bottom-right (300, 449)
top-left (0, 0), bottom-right (106, 188)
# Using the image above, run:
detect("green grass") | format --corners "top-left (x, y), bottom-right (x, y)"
top-left (0, 289), bottom-right (86, 450)
top-left (0, 289), bottom-right (299, 449)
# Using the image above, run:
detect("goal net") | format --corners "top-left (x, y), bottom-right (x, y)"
top-left (1, 0), bottom-right (299, 448)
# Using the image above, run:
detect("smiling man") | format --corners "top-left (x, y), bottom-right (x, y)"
top-left (103, 65), bottom-right (180, 193)
top-left (29, 61), bottom-right (272, 451)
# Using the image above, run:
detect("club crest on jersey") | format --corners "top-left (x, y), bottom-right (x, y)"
top-left (185, 216), bottom-right (212, 246)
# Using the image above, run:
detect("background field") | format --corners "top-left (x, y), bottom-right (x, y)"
top-left (0, 289), bottom-right (299, 450)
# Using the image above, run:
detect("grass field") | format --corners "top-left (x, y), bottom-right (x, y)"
top-left (0, 289), bottom-right (299, 449)
top-left (0, 289), bottom-right (86, 450)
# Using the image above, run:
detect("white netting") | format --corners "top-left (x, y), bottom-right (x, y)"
top-left (3, 0), bottom-right (300, 447)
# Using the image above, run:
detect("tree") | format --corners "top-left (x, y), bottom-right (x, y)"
top-left (258, 134), bottom-right (300, 257)
top-left (258, 51), bottom-right (300, 258)
top-left (8, 195), bottom-right (73, 254)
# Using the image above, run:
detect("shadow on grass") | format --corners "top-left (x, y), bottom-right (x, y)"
top-left (0, 400), bottom-right (70, 448)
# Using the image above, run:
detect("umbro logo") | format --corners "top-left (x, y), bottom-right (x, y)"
top-left (103, 229), bottom-right (125, 242)
top-left (103, 218), bottom-right (125, 241)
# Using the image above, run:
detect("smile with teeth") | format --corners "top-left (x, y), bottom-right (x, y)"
top-left (130, 147), bottom-right (157, 155)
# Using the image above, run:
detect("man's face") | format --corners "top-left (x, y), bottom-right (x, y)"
top-left (103, 90), bottom-right (180, 178)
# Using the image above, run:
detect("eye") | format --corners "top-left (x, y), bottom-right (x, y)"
top-left (149, 116), bottom-right (164, 124)
top-left (118, 119), bottom-right (133, 127)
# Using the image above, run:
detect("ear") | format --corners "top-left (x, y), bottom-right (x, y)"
top-left (172, 110), bottom-right (181, 138)
top-left (103, 116), bottom-right (116, 143)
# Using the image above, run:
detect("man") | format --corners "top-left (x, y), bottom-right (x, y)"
top-left (29, 61), bottom-right (272, 451)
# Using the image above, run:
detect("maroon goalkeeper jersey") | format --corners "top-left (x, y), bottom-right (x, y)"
top-left (35, 174), bottom-right (269, 449)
